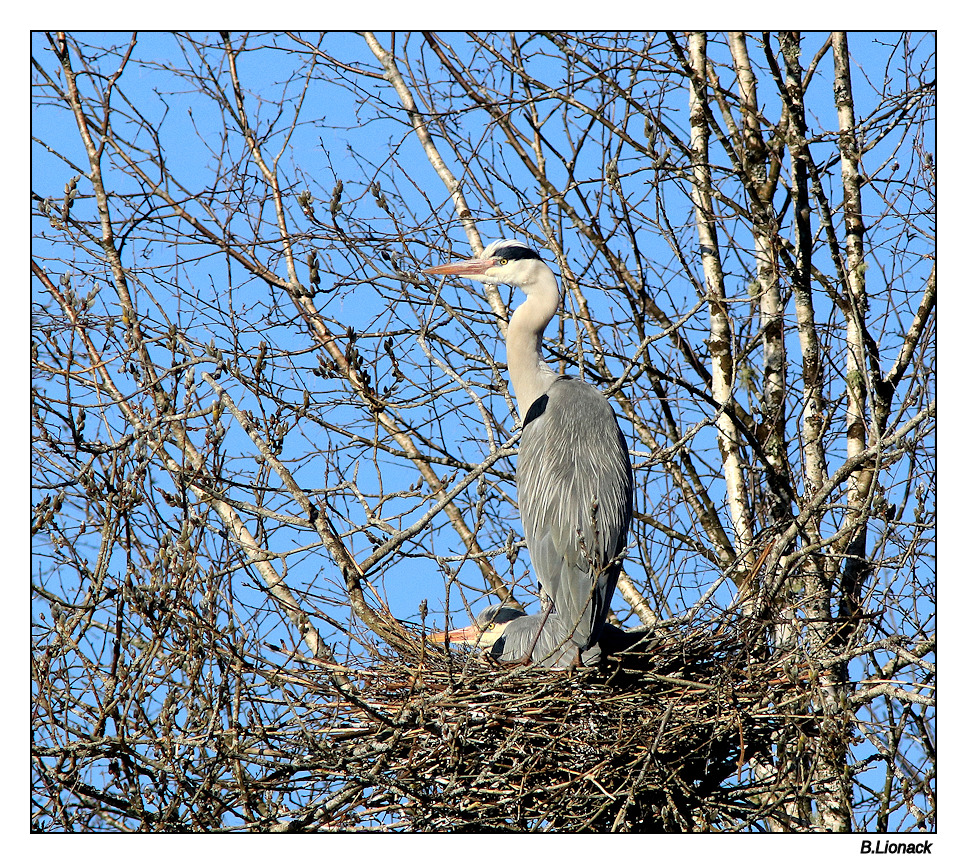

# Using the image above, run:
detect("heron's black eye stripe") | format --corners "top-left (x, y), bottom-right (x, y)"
top-left (498, 245), bottom-right (541, 261)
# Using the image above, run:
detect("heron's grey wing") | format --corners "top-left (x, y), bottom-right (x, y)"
top-left (517, 377), bottom-right (633, 648)
top-left (494, 612), bottom-right (582, 668)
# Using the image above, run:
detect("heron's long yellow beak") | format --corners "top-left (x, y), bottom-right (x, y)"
top-left (424, 257), bottom-right (496, 277)
top-left (427, 622), bottom-right (482, 644)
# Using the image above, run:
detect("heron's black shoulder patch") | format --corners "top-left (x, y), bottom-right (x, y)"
top-left (522, 393), bottom-right (549, 429)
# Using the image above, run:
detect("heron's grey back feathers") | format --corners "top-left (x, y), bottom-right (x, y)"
top-left (517, 376), bottom-right (633, 652)
top-left (477, 603), bottom-right (648, 668)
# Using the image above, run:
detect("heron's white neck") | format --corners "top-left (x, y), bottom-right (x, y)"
top-left (506, 264), bottom-right (561, 418)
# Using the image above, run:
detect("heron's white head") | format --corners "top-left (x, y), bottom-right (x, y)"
top-left (424, 239), bottom-right (550, 290)
top-left (427, 603), bottom-right (526, 649)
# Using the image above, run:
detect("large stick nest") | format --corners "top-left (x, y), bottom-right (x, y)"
top-left (259, 615), bottom-right (815, 832)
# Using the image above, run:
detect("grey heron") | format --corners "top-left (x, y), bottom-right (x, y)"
top-left (425, 239), bottom-right (634, 668)
top-left (426, 601), bottom-right (645, 667)
top-left (427, 603), bottom-right (578, 667)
